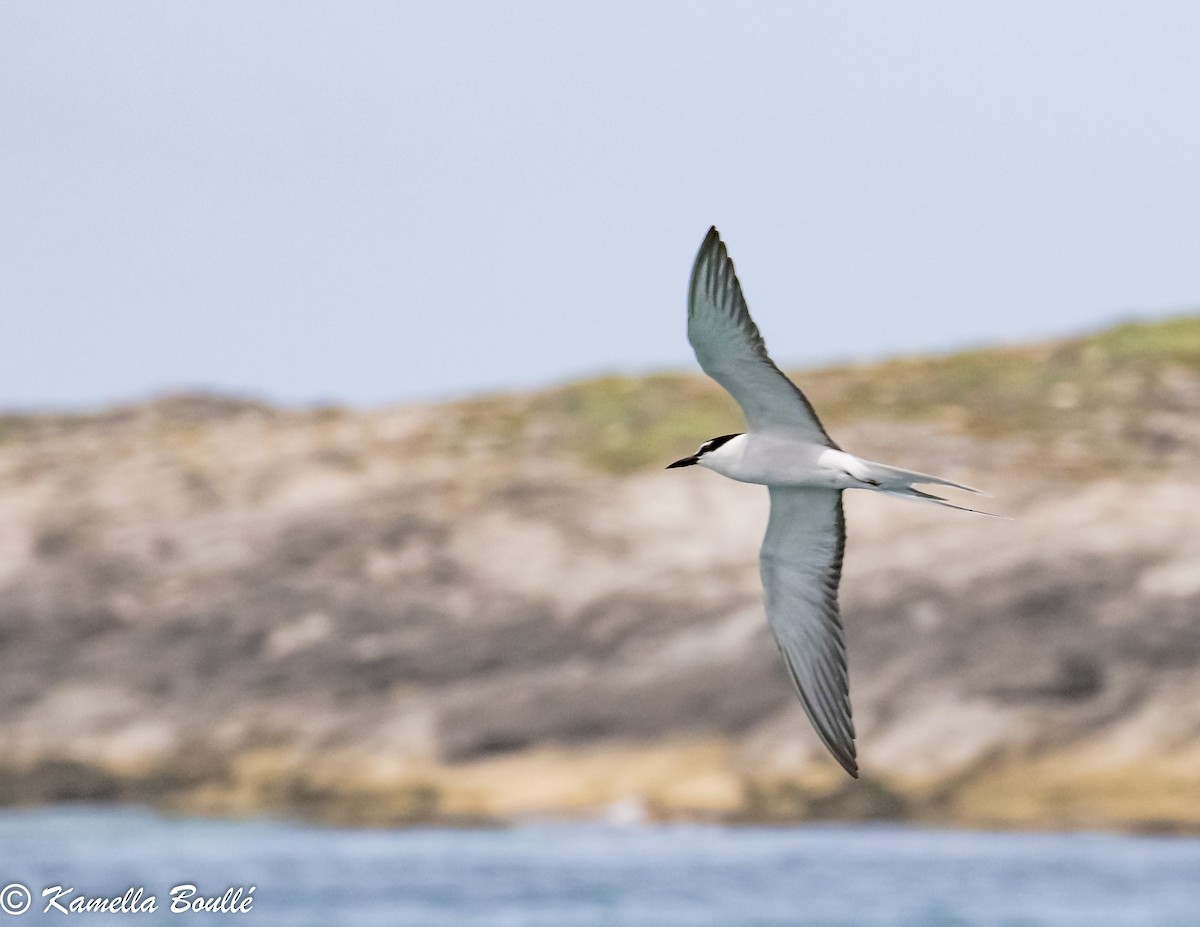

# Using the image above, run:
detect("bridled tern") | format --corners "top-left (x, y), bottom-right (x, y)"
top-left (667, 227), bottom-right (990, 778)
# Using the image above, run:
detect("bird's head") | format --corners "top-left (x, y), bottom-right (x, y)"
top-left (666, 433), bottom-right (743, 471)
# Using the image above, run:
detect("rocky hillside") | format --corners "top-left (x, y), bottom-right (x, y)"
top-left (1, 316), bottom-right (1199, 830)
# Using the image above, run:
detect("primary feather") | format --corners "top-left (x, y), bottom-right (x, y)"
top-left (688, 228), bottom-right (837, 446)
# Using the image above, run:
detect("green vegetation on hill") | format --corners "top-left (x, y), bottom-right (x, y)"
top-left (8, 315), bottom-right (1197, 476)
top-left (528, 375), bottom-right (742, 474)
top-left (413, 314), bottom-right (1200, 475)
top-left (813, 314), bottom-right (1200, 434)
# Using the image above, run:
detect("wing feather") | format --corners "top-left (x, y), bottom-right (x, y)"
top-left (760, 487), bottom-right (857, 777)
top-left (688, 227), bottom-right (837, 445)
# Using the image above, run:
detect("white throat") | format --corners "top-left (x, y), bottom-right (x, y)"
top-left (696, 433), bottom-right (749, 479)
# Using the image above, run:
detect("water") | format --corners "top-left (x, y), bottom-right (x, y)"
top-left (1, 807), bottom-right (1197, 925)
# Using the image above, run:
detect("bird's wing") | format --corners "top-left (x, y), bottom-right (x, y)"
top-left (760, 486), bottom-right (857, 777)
top-left (688, 227), bottom-right (836, 445)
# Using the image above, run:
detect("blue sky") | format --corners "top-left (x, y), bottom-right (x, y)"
top-left (4, 2), bottom-right (1200, 410)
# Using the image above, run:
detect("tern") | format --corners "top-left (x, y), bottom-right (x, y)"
top-left (667, 227), bottom-right (990, 777)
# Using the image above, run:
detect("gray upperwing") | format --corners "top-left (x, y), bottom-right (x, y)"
top-left (760, 486), bottom-right (857, 777)
top-left (688, 227), bottom-right (837, 446)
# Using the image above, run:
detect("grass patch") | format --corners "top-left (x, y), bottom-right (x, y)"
top-left (6, 314), bottom-right (1197, 477)
top-left (528, 375), bottom-right (743, 474)
top-left (520, 315), bottom-right (1200, 473)
top-left (1088, 315), bottom-right (1200, 366)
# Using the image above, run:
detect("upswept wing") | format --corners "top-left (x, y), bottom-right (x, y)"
top-left (688, 227), bottom-right (836, 445)
top-left (760, 487), bottom-right (857, 777)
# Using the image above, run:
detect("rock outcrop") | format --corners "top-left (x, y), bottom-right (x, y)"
top-left (1, 317), bottom-right (1198, 829)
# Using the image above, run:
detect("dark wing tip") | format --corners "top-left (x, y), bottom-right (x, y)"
top-left (690, 227), bottom-right (723, 310)
top-left (698, 226), bottom-right (723, 269)
top-left (825, 724), bottom-right (859, 779)
top-left (781, 648), bottom-right (859, 779)
top-left (695, 226), bottom-right (719, 261)
top-left (816, 721), bottom-right (858, 779)
top-left (821, 728), bottom-right (858, 778)
top-left (690, 226), bottom-right (742, 315)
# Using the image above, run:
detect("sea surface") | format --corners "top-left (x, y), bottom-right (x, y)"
top-left (0, 807), bottom-right (1197, 926)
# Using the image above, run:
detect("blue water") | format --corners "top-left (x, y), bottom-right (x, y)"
top-left (0, 808), bottom-right (1197, 925)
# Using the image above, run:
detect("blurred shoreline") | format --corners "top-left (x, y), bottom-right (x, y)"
top-left (0, 742), bottom-right (1197, 835)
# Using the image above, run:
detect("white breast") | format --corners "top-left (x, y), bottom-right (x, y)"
top-left (699, 435), bottom-right (850, 487)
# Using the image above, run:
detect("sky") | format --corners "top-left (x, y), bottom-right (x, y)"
top-left (4, 2), bottom-right (1200, 410)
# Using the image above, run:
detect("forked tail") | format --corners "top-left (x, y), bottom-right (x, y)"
top-left (856, 460), bottom-right (998, 516)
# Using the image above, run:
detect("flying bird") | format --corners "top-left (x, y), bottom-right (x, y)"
top-left (667, 227), bottom-right (990, 778)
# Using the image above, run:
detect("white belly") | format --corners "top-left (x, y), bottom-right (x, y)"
top-left (701, 436), bottom-right (862, 488)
